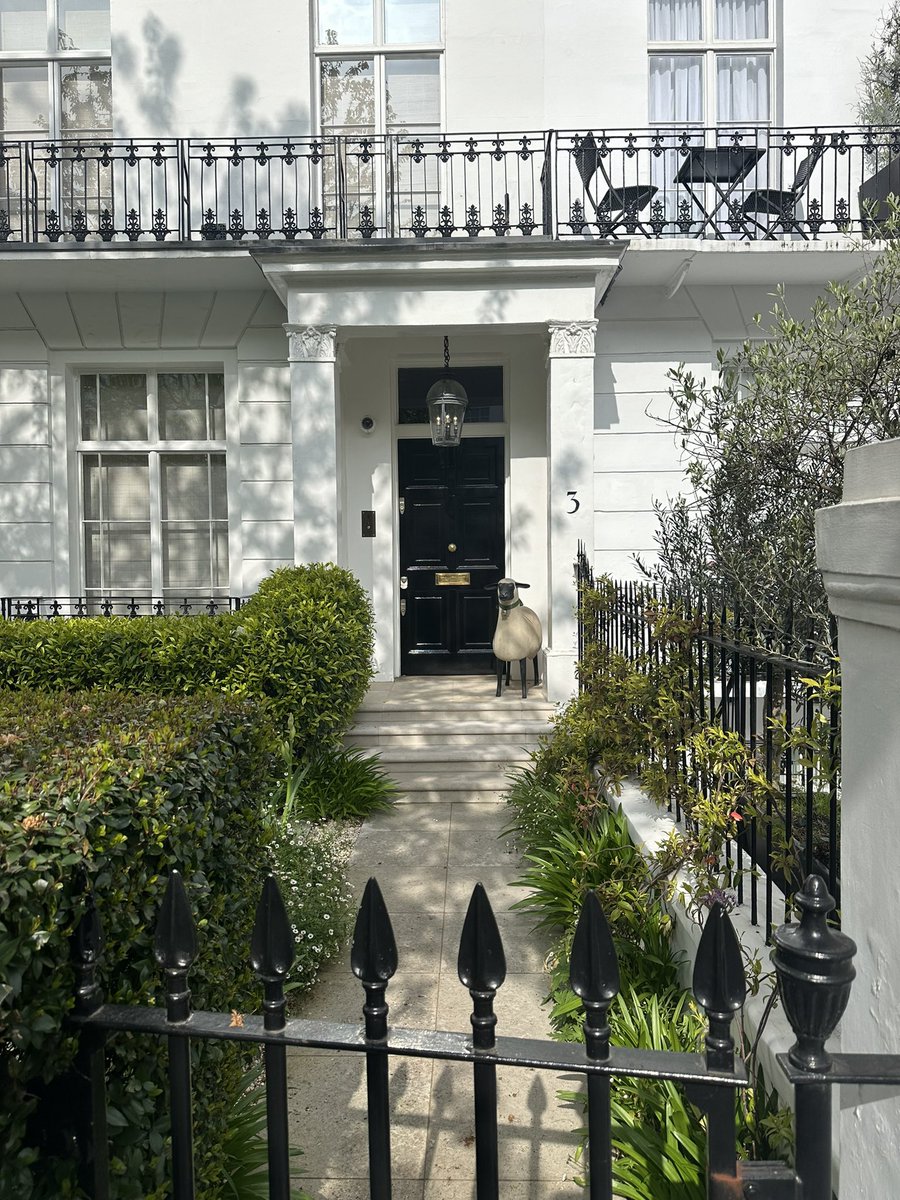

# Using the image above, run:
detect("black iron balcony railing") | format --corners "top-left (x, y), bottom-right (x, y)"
top-left (1, 126), bottom-right (897, 246)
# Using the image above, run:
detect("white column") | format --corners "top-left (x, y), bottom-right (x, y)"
top-left (545, 319), bottom-right (596, 702)
top-left (284, 323), bottom-right (340, 565)
top-left (816, 437), bottom-right (900, 1200)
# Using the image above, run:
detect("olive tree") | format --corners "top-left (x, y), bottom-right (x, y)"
top-left (857, 2), bottom-right (900, 126)
top-left (644, 237), bottom-right (900, 649)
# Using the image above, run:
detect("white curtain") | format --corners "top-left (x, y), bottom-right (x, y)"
top-left (715, 0), bottom-right (768, 40)
top-left (648, 0), bottom-right (702, 41)
top-left (649, 54), bottom-right (704, 124)
top-left (717, 54), bottom-right (770, 123)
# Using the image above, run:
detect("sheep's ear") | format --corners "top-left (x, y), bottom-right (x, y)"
top-left (514, 581), bottom-right (531, 589)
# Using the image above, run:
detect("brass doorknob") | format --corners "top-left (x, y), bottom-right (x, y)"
top-left (448, 543), bottom-right (457, 552)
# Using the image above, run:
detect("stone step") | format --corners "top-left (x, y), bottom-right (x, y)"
top-left (386, 770), bottom-right (516, 794)
top-left (358, 744), bottom-right (534, 765)
top-left (355, 701), bottom-right (556, 719)
top-left (348, 731), bottom-right (546, 750)
top-left (349, 718), bottom-right (552, 735)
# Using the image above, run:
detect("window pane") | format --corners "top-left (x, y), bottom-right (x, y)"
top-left (212, 524), bottom-right (228, 588)
top-left (58, 0), bottom-right (110, 50)
top-left (60, 62), bottom-right (112, 136)
top-left (82, 452), bottom-right (100, 518)
top-left (160, 454), bottom-right (211, 521)
top-left (163, 525), bottom-right (212, 591)
top-left (648, 54), bottom-right (703, 123)
top-left (717, 54), bottom-right (770, 123)
top-left (398, 366), bottom-right (503, 424)
top-left (100, 454), bottom-right (149, 520)
top-left (318, 0), bottom-right (372, 45)
top-left (320, 58), bottom-right (375, 133)
top-left (208, 374), bottom-right (226, 439)
top-left (648, 0), bottom-right (701, 40)
top-left (0, 65), bottom-right (48, 135)
top-left (386, 56), bottom-right (440, 130)
top-left (80, 374), bottom-right (98, 439)
top-left (385, 0), bottom-right (439, 43)
top-left (715, 0), bottom-right (767, 40)
top-left (159, 373), bottom-right (207, 440)
top-left (210, 454), bottom-right (227, 519)
top-left (104, 525), bottom-right (151, 589)
top-left (97, 374), bottom-right (147, 440)
top-left (0, 0), bottom-right (46, 51)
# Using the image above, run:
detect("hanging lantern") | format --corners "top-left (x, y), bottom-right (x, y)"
top-left (427, 336), bottom-right (468, 447)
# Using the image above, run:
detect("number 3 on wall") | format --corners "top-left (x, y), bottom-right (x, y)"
top-left (567, 490), bottom-right (580, 515)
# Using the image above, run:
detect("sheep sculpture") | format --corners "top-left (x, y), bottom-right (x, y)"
top-left (487, 578), bottom-right (543, 699)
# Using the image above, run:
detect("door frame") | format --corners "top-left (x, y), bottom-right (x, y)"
top-left (390, 353), bottom-right (510, 679)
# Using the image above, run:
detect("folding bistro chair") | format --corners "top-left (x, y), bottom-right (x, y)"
top-left (740, 143), bottom-right (825, 238)
top-left (571, 131), bottom-right (658, 235)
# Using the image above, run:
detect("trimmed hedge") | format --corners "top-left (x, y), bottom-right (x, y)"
top-left (0, 690), bottom-right (273, 1200)
top-left (0, 563), bottom-right (375, 747)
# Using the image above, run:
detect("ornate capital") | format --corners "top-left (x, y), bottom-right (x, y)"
top-left (547, 320), bottom-right (597, 358)
top-left (284, 324), bottom-right (338, 363)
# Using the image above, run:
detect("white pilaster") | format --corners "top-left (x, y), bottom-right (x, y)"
top-left (284, 324), bottom-right (340, 565)
top-left (545, 319), bottom-right (596, 702)
top-left (816, 436), bottom-right (900, 1200)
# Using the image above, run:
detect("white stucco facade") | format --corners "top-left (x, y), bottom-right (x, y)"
top-left (0, 0), bottom-right (891, 700)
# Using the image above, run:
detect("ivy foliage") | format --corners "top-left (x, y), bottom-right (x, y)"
top-left (0, 690), bottom-right (274, 1200)
top-left (0, 563), bottom-right (375, 749)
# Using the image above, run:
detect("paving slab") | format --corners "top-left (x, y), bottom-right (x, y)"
top-left (361, 803), bottom-right (454, 833)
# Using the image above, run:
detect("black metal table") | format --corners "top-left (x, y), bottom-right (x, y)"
top-left (675, 145), bottom-right (765, 237)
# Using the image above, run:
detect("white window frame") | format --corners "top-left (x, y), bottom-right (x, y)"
top-left (75, 370), bottom-right (230, 600)
top-left (0, 1), bottom-right (111, 140)
top-left (647, 0), bottom-right (777, 128)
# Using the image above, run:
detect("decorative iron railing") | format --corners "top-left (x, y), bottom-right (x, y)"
top-left (575, 547), bottom-right (840, 942)
top-left (63, 868), bottom-right (894, 1200)
top-left (0, 126), bottom-right (897, 245)
top-left (0, 595), bottom-right (243, 619)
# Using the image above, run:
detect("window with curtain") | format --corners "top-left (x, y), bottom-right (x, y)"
top-left (648, 0), bottom-right (772, 127)
top-left (79, 372), bottom-right (229, 602)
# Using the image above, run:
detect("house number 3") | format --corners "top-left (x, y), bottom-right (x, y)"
top-left (567, 490), bottom-right (580, 514)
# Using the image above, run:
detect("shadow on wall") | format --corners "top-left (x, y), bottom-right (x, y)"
top-left (112, 13), bottom-right (310, 138)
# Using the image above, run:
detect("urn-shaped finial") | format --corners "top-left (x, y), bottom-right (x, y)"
top-left (772, 875), bottom-right (856, 1072)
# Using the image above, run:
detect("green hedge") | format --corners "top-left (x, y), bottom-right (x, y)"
top-left (0, 690), bottom-right (273, 1200)
top-left (0, 564), bottom-right (375, 747)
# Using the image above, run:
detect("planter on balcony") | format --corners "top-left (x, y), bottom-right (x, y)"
top-left (858, 155), bottom-right (900, 234)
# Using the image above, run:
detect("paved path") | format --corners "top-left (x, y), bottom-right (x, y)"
top-left (288, 681), bottom-right (584, 1199)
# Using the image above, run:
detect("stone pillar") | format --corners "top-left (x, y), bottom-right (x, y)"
top-left (816, 437), bottom-right (900, 1199)
top-left (545, 319), bottom-right (596, 702)
top-left (284, 323), bottom-right (340, 565)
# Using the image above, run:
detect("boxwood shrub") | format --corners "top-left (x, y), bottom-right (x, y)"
top-left (0, 563), bottom-right (375, 747)
top-left (0, 689), bottom-right (274, 1200)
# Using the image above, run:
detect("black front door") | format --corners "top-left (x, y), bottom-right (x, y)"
top-left (399, 437), bottom-right (504, 675)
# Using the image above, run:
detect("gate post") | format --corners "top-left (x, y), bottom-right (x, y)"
top-left (816, 435), bottom-right (900, 1199)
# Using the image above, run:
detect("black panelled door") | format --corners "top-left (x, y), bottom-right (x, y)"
top-left (399, 437), bottom-right (504, 675)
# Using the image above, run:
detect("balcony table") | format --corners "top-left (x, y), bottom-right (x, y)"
top-left (674, 146), bottom-right (766, 238)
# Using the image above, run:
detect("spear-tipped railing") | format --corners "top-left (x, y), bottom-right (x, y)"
top-left (67, 871), bottom-right (900, 1200)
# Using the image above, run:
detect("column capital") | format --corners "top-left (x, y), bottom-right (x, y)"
top-left (547, 320), bottom-right (597, 359)
top-left (284, 324), bottom-right (338, 363)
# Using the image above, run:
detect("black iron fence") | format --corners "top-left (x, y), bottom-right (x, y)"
top-left (64, 868), bottom-right (894, 1200)
top-left (0, 126), bottom-right (897, 246)
top-left (0, 595), bottom-right (243, 619)
top-left (575, 549), bottom-right (840, 943)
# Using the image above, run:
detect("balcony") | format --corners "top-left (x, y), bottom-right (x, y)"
top-left (0, 126), bottom-right (896, 247)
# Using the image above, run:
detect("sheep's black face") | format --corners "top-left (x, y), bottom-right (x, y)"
top-left (497, 580), bottom-right (516, 602)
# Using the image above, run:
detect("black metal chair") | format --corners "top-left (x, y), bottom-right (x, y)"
top-left (572, 131), bottom-right (658, 235)
top-left (740, 144), bottom-right (825, 238)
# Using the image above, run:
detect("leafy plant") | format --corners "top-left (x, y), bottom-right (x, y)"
top-left (280, 744), bottom-right (397, 822)
top-left (219, 1065), bottom-right (311, 1200)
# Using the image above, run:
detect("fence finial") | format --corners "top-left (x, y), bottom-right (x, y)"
top-left (351, 877), bottom-right (397, 1041)
top-left (570, 889), bottom-right (620, 1061)
top-left (72, 885), bottom-right (104, 1016)
top-left (251, 875), bottom-right (295, 1033)
top-left (154, 870), bottom-right (198, 1023)
top-left (458, 883), bottom-right (506, 1051)
top-left (693, 901), bottom-right (746, 1071)
top-left (773, 874), bottom-right (856, 1072)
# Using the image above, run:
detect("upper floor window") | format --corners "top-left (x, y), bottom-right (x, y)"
top-left (315, 0), bottom-right (441, 137)
top-left (648, 0), bottom-right (772, 127)
top-left (0, 0), bottom-right (111, 140)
